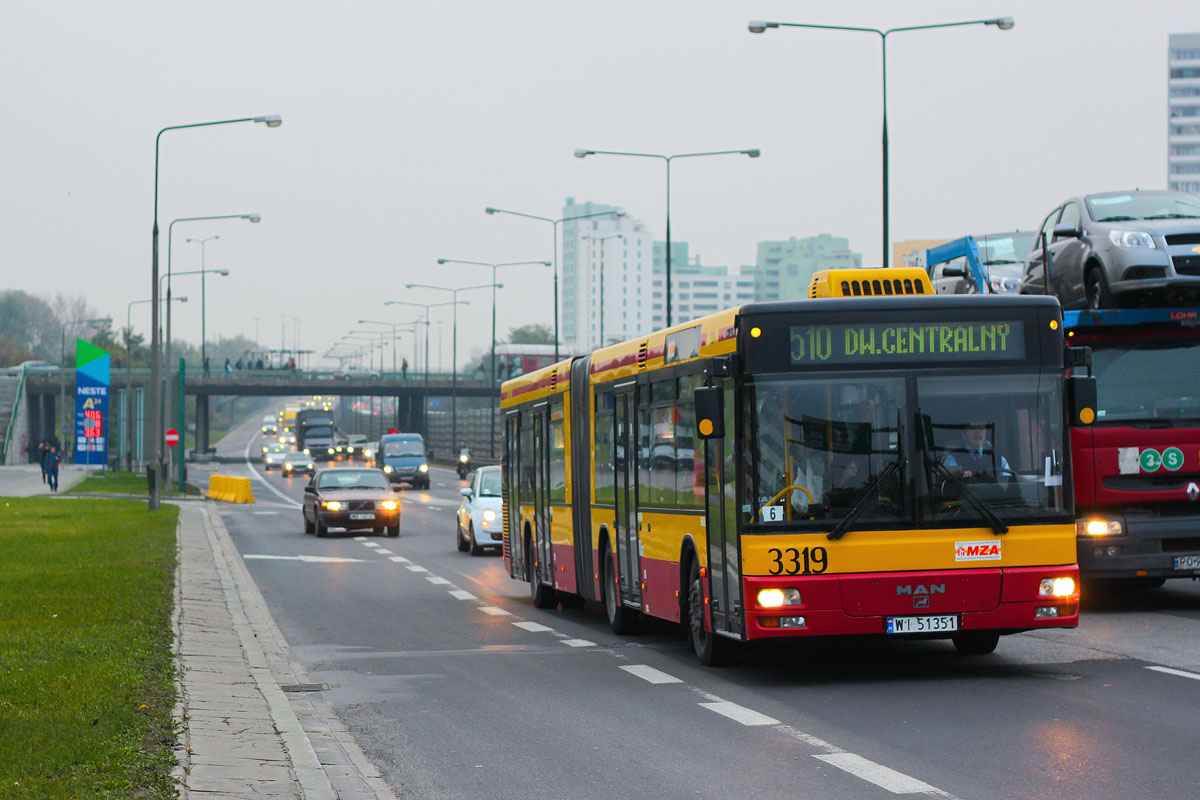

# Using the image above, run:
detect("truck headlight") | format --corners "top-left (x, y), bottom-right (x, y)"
top-left (1108, 230), bottom-right (1155, 249)
top-left (419, 464), bottom-right (429, 473)
top-left (1077, 518), bottom-right (1124, 537)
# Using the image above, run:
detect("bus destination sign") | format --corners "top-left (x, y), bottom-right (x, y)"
top-left (790, 321), bottom-right (1026, 365)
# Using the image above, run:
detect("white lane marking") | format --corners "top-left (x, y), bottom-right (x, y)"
top-left (425, 505), bottom-right (443, 511)
top-left (375, 548), bottom-right (394, 555)
top-left (620, 665), bottom-right (682, 685)
top-left (814, 753), bottom-right (939, 795)
top-left (449, 589), bottom-right (477, 600)
top-left (243, 554), bottom-right (367, 563)
top-left (426, 576), bottom-right (451, 585)
top-left (406, 565), bottom-right (429, 573)
top-left (362, 541), bottom-right (382, 548)
top-left (252, 511), bottom-right (279, 515)
top-left (242, 438), bottom-right (302, 508)
top-left (436, 482), bottom-right (447, 487)
top-left (479, 606), bottom-right (511, 616)
top-left (561, 639), bottom-right (596, 648)
top-left (699, 701), bottom-right (779, 727)
top-left (512, 621), bottom-right (554, 633)
top-left (1146, 665), bottom-right (1200, 681)
top-left (388, 556), bottom-right (411, 563)
top-left (775, 725), bottom-right (840, 753)
top-left (353, 536), bottom-right (367, 541)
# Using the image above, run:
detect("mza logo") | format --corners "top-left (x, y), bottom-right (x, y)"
top-left (955, 540), bottom-right (1002, 562)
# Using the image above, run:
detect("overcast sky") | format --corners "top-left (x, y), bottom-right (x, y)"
top-left (2, 0), bottom-right (1195, 367)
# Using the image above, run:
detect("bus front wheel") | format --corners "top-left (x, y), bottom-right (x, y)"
top-left (688, 560), bottom-right (734, 666)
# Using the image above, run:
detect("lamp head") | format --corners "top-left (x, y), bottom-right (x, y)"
top-left (615, 210), bottom-right (627, 218)
top-left (748, 20), bottom-right (778, 33)
top-left (988, 17), bottom-right (1015, 30)
top-left (254, 114), bottom-right (283, 128)
top-left (217, 270), bottom-right (230, 276)
top-left (744, 148), bottom-right (762, 158)
top-left (541, 261), bottom-right (552, 266)
top-left (574, 149), bottom-right (593, 159)
top-left (405, 283), bottom-right (415, 289)
top-left (484, 207), bottom-right (497, 215)
top-left (437, 258), bottom-right (448, 264)
top-left (245, 214), bottom-right (262, 223)
top-left (178, 296), bottom-right (189, 303)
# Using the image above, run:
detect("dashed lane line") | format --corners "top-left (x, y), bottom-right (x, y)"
top-left (1146, 665), bottom-right (1200, 681)
top-left (512, 621), bottom-right (554, 633)
top-left (388, 556), bottom-right (411, 563)
top-left (426, 576), bottom-right (451, 585)
top-left (448, 590), bottom-right (477, 600)
top-left (252, 511), bottom-right (279, 515)
top-left (561, 639), bottom-right (595, 648)
top-left (376, 548), bottom-right (394, 555)
top-left (353, 536), bottom-right (367, 541)
top-left (620, 665), bottom-right (682, 685)
top-left (406, 565), bottom-right (429, 573)
top-left (814, 753), bottom-right (942, 796)
top-left (699, 701), bottom-right (780, 727)
top-left (479, 606), bottom-right (511, 616)
top-left (362, 541), bottom-right (382, 548)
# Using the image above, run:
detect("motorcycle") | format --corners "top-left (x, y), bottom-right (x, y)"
top-left (456, 448), bottom-right (472, 479)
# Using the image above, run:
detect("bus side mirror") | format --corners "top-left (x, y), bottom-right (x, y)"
top-left (694, 387), bottom-right (725, 439)
top-left (1068, 376), bottom-right (1097, 426)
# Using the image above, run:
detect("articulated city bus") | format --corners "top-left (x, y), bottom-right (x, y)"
top-left (500, 268), bottom-right (1092, 665)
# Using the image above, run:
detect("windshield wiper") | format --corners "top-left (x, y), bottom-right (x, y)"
top-left (1143, 214), bottom-right (1200, 220)
top-left (1095, 215), bottom-right (1138, 222)
top-left (926, 457), bottom-right (1009, 535)
top-left (827, 457), bottom-right (903, 541)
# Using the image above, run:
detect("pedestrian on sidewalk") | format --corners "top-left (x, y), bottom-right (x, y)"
top-left (38, 440), bottom-right (49, 483)
top-left (45, 445), bottom-right (60, 492)
top-left (401, 358), bottom-right (408, 380)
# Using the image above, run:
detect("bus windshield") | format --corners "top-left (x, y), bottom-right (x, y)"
top-left (1090, 338), bottom-right (1200, 424)
top-left (747, 371), bottom-right (1067, 529)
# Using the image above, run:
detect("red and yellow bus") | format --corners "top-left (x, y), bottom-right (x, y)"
top-left (500, 268), bottom-right (1092, 664)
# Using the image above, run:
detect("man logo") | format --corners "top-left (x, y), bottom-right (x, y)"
top-left (896, 584), bottom-right (946, 596)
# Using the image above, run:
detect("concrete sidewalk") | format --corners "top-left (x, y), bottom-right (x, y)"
top-left (0, 463), bottom-right (86, 496)
top-left (174, 502), bottom-right (398, 799)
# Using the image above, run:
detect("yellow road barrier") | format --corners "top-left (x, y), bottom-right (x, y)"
top-left (206, 474), bottom-right (255, 504)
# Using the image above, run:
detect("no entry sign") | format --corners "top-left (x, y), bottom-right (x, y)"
top-left (165, 429), bottom-right (180, 447)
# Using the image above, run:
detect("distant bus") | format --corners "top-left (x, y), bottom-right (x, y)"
top-left (494, 344), bottom-right (560, 381)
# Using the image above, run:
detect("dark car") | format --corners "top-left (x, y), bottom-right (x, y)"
top-left (281, 451), bottom-right (315, 476)
top-left (302, 467), bottom-right (400, 537)
top-left (1021, 190), bottom-right (1200, 309)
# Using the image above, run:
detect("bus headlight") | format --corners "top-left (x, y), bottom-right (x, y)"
top-left (1039, 577), bottom-right (1076, 598)
top-left (419, 464), bottom-right (429, 473)
top-left (1077, 518), bottom-right (1124, 537)
top-left (383, 465), bottom-right (393, 473)
top-left (757, 588), bottom-right (802, 608)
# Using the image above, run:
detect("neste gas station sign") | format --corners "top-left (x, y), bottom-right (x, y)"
top-left (74, 338), bottom-right (110, 466)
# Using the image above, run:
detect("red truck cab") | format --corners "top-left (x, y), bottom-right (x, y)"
top-left (1066, 308), bottom-right (1200, 582)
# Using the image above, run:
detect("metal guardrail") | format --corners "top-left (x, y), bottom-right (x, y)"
top-left (2, 366), bottom-right (28, 464)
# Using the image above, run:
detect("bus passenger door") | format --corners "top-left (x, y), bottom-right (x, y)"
top-left (532, 406), bottom-right (553, 584)
top-left (613, 389), bottom-right (642, 608)
top-left (504, 414), bottom-right (523, 578)
top-left (704, 381), bottom-right (742, 637)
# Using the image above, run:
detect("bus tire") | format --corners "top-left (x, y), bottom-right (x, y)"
top-left (602, 548), bottom-right (638, 635)
top-left (528, 537), bottom-right (557, 609)
top-left (688, 560), bottom-right (735, 666)
top-left (952, 632), bottom-right (1000, 655)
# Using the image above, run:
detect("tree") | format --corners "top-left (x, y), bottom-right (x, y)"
top-left (507, 323), bottom-right (555, 345)
top-left (0, 335), bottom-right (33, 367)
top-left (0, 290), bottom-right (59, 362)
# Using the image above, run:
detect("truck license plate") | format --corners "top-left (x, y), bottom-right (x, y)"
top-left (1174, 555), bottom-right (1200, 570)
top-left (349, 512), bottom-right (374, 520)
top-left (886, 615), bottom-right (958, 634)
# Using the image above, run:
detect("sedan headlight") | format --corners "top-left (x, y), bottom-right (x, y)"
top-left (379, 499), bottom-right (399, 511)
top-left (303, 448), bottom-right (310, 455)
top-left (482, 508), bottom-right (497, 522)
top-left (419, 464), bottom-right (429, 473)
top-left (322, 500), bottom-right (343, 511)
top-left (383, 465), bottom-right (393, 473)
top-left (1108, 229), bottom-right (1156, 249)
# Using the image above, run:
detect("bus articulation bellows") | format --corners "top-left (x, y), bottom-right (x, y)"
top-left (500, 268), bottom-right (1094, 665)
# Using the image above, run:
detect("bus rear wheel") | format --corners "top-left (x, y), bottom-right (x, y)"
top-left (952, 631), bottom-right (1000, 655)
top-left (602, 549), bottom-right (637, 635)
top-left (688, 560), bottom-right (734, 666)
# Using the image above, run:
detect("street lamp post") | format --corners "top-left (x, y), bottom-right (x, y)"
top-left (60, 316), bottom-right (110, 467)
top-left (484, 207), bottom-right (625, 360)
top-left (405, 282), bottom-right (494, 457)
top-left (573, 148), bottom-right (759, 327)
top-left (385, 299), bottom-right (463, 439)
top-left (184, 234), bottom-right (222, 372)
top-left (151, 115), bottom-right (279, 510)
top-left (359, 319), bottom-right (420, 377)
top-left (580, 234), bottom-right (623, 347)
top-left (436, 259), bottom-right (551, 457)
top-left (127, 296), bottom-right (186, 470)
top-left (746, 17), bottom-right (1013, 266)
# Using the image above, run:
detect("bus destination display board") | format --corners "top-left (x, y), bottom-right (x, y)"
top-left (790, 320), bottom-right (1026, 365)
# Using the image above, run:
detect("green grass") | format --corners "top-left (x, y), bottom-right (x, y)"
top-left (0, 498), bottom-right (179, 799)
top-left (70, 471), bottom-right (193, 497)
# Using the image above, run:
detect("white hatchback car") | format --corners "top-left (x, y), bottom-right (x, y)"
top-left (457, 465), bottom-right (503, 555)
